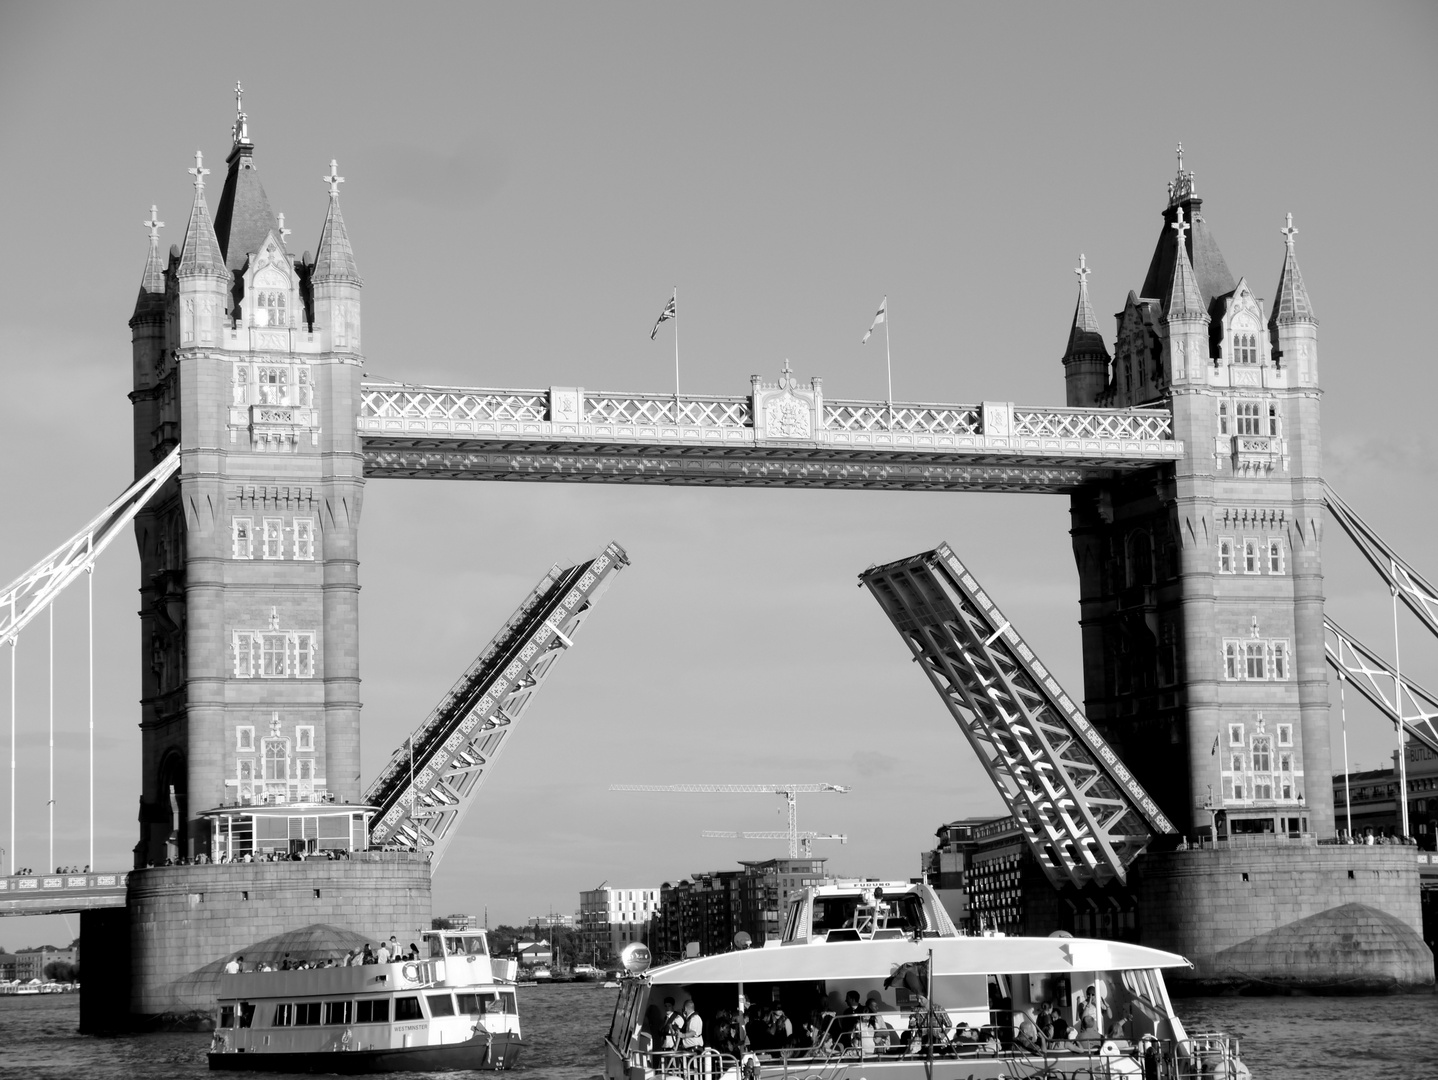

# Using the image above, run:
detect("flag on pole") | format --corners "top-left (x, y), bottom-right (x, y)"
top-left (861, 296), bottom-right (887, 344)
top-left (650, 294), bottom-right (677, 340)
top-left (1211, 734), bottom-right (1220, 756)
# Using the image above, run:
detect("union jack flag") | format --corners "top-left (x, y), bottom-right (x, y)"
top-left (650, 294), bottom-right (676, 340)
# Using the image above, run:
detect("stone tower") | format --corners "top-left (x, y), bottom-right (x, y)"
top-left (1065, 151), bottom-right (1331, 840)
top-left (128, 96), bottom-right (365, 864)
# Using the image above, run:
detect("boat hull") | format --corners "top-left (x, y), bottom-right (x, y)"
top-left (208, 1032), bottom-right (521, 1073)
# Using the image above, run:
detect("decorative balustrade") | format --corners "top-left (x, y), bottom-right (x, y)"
top-left (359, 383), bottom-right (1175, 449)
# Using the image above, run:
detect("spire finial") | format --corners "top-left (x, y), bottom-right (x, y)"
top-left (1074, 253), bottom-right (1091, 287)
top-left (1176, 141), bottom-right (1183, 173)
top-left (1168, 142), bottom-right (1196, 206)
top-left (231, 81), bottom-right (250, 146)
top-left (1281, 212), bottom-right (1298, 249)
top-left (277, 211), bottom-right (291, 245)
top-left (1171, 205), bottom-right (1190, 246)
top-left (143, 205), bottom-right (165, 241)
top-left (188, 150), bottom-right (210, 191)
top-left (324, 159), bottom-right (345, 196)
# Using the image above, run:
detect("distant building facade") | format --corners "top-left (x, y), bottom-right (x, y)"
top-left (652, 858), bottom-right (827, 960)
top-left (14, 947), bottom-right (77, 982)
top-left (1331, 738), bottom-right (1438, 847)
top-left (579, 886), bottom-right (659, 963)
top-left (435, 913), bottom-right (477, 931)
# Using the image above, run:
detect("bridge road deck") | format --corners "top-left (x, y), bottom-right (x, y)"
top-left (357, 384), bottom-right (1183, 493)
top-left (0, 873), bottom-right (127, 916)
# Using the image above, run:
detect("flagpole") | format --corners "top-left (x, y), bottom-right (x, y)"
top-left (673, 286), bottom-right (680, 423)
top-left (884, 295), bottom-right (893, 430)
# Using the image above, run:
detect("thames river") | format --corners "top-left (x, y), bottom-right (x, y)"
top-left (1, 984), bottom-right (1434, 1079)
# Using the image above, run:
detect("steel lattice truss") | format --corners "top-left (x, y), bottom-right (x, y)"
top-left (860, 543), bottom-right (1174, 888)
top-left (1, 448), bottom-right (180, 644)
top-left (365, 542), bottom-right (628, 864)
top-left (1325, 617), bottom-right (1438, 754)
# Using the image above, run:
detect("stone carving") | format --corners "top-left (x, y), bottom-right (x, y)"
top-left (765, 392), bottom-right (812, 439)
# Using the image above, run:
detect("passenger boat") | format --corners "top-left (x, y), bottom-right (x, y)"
top-left (604, 880), bottom-right (1249, 1080)
top-left (209, 928), bottom-right (522, 1073)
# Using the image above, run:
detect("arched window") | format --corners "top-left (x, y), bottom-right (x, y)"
top-left (1233, 333), bottom-right (1258, 364)
top-left (1236, 402), bottom-right (1262, 435)
top-left (263, 738), bottom-right (289, 782)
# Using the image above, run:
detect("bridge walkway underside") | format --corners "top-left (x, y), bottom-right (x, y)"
top-left (0, 872), bottom-right (128, 916)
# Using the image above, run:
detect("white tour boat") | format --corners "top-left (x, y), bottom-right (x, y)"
top-left (209, 928), bottom-right (522, 1073)
top-left (604, 881), bottom-right (1249, 1080)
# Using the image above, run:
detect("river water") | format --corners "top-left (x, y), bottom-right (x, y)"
top-left (1, 985), bottom-right (1435, 1080)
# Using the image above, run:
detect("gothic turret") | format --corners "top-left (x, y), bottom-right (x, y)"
top-left (213, 84), bottom-right (279, 319)
top-left (312, 160), bottom-right (362, 353)
top-left (176, 150), bottom-right (230, 349)
top-left (1140, 145), bottom-right (1236, 311)
top-left (1269, 213), bottom-right (1318, 386)
top-left (1062, 254), bottom-right (1111, 406)
top-left (1162, 207), bottom-right (1210, 387)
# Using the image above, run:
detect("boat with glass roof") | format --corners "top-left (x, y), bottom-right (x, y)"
top-left (604, 880), bottom-right (1249, 1080)
top-left (208, 927), bottom-right (522, 1073)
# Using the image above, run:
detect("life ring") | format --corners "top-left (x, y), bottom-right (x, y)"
top-left (402, 961), bottom-right (421, 982)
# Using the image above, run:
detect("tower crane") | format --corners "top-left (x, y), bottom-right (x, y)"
top-left (609, 783), bottom-right (848, 858)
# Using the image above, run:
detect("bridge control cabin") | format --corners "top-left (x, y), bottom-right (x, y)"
top-left (200, 801), bottom-right (378, 862)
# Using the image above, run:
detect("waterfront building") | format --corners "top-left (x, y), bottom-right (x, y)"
top-left (436, 912), bottom-right (477, 930)
top-left (738, 857), bottom-right (826, 942)
top-left (652, 859), bottom-right (828, 960)
top-left (578, 886), bottom-right (659, 964)
top-left (14, 946), bottom-right (78, 982)
top-left (1330, 738), bottom-right (1438, 846)
top-left (514, 940), bottom-right (552, 966)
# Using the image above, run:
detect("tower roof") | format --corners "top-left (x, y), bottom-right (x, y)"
top-left (213, 86), bottom-right (278, 273)
top-left (1162, 207), bottom-right (1207, 322)
top-left (1270, 213), bottom-right (1316, 327)
top-left (1063, 254), bottom-right (1109, 361)
top-left (177, 151), bottom-right (229, 280)
top-left (1139, 148), bottom-right (1236, 308)
top-left (132, 205), bottom-right (167, 318)
top-left (313, 160), bottom-right (361, 284)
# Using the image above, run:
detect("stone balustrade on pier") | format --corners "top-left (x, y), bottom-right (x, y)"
top-left (356, 380), bottom-right (1182, 493)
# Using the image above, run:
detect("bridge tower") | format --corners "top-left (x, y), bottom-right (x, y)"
top-left (128, 97), bottom-right (365, 865)
top-left (1064, 153), bottom-right (1331, 841)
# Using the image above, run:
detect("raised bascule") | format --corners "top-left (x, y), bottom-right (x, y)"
top-left (1, 103), bottom-right (1434, 1022)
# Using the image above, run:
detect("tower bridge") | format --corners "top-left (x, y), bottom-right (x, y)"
top-left (3, 104), bottom-right (1434, 1021)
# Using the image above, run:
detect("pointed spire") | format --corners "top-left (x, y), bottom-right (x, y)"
top-left (131, 205), bottom-right (167, 321)
top-left (1163, 207), bottom-right (1207, 322)
top-left (178, 151), bottom-right (228, 279)
top-left (232, 80), bottom-right (251, 147)
top-left (313, 159), bottom-right (361, 283)
top-left (1270, 212), bottom-right (1316, 326)
top-left (1063, 254), bottom-right (1108, 361)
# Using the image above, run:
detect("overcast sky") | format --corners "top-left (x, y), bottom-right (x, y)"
top-left (1, 2), bottom-right (1435, 945)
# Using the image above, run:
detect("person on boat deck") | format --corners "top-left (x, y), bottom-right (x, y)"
top-left (1035, 1001), bottom-right (1054, 1041)
top-left (904, 995), bottom-right (948, 1053)
top-left (865, 1001), bottom-right (897, 1049)
top-left (361, 944), bottom-right (378, 965)
top-left (676, 999), bottom-right (704, 1055)
top-left (745, 1003), bottom-right (773, 1051)
top-left (767, 1006), bottom-right (794, 1047)
top-left (1076, 984), bottom-right (1103, 1043)
top-left (659, 997), bottom-right (680, 1053)
top-left (223, 956), bottom-right (242, 975)
top-left (838, 990), bottom-right (865, 1046)
top-left (407, 942), bottom-right (421, 961)
top-left (1014, 1009), bottom-right (1044, 1052)
top-left (1107, 1002), bottom-right (1136, 1043)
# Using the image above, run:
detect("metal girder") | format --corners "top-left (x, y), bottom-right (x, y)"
top-left (860, 543), bottom-right (1174, 888)
top-left (701, 830), bottom-right (848, 858)
top-left (1325, 485), bottom-right (1438, 639)
top-left (365, 542), bottom-right (629, 864)
top-left (1325, 616), bottom-right (1438, 754)
top-left (1, 448), bottom-right (180, 644)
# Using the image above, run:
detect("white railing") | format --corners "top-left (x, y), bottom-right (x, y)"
top-left (825, 402), bottom-right (981, 435)
top-left (585, 392), bottom-right (752, 428)
top-left (362, 385), bottom-right (549, 424)
top-left (1012, 406), bottom-right (1174, 441)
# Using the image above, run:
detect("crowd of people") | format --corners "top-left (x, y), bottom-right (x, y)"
top-left (222, 934), bottom-right (422, 974)
top-left (8, 865), bottom-right (91, 876)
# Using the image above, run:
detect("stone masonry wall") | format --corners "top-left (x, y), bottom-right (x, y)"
top-left (1135, 843), bottom-right (1433, 990)
top-left (128, 854), bottom-right (430, 1018)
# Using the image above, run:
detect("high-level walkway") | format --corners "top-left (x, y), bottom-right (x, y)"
top-left (357, 378), bottom-right (1180, 493)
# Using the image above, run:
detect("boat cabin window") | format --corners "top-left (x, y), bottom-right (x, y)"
top-left (238, 1002), bottom-right (255, 1029)
top-left (811, 891), bottom-right (927, 936)
top-left (457, 991), bottom-right (507, 1015)
top-left (394, 996), bottom-right (423, 1021)
top-left (272, 1003), bottom-right (292, 1026)
top-left (355, 999), bottom-right (389, 1023)
top-left (426, 993), bottom-right (456, 1017)
top-left (322, 1001), bottom-right (352, 1025)
top-left (426, 931), bottom-right (488, 958)
top-left (294, 1002), bottom-right (321, 1026)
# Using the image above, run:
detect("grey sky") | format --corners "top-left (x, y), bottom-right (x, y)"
top-left (1, 3), bottom-right (1435, 941)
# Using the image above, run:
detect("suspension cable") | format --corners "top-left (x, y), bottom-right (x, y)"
top-left (1393, 586), bottom-right (1411, 837)
top-left (49, 605), bottom-right (54, 873)
top-left (1339, 673), bottom-right (1352, 839)
top-left (88, 566), bottom-right (94, 873)
top-left (9, 608), bottom-right (15, 877)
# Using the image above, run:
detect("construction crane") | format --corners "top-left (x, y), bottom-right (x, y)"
top-left (610, 783), bottom-right (848, 858)
top-left (700, 830), bottom-right (848, 858)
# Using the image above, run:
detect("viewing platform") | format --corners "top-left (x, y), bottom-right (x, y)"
top-left (357, 375), bottom-right (1182, 493)
top-left (0, 872), bottom-right (128, 916)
